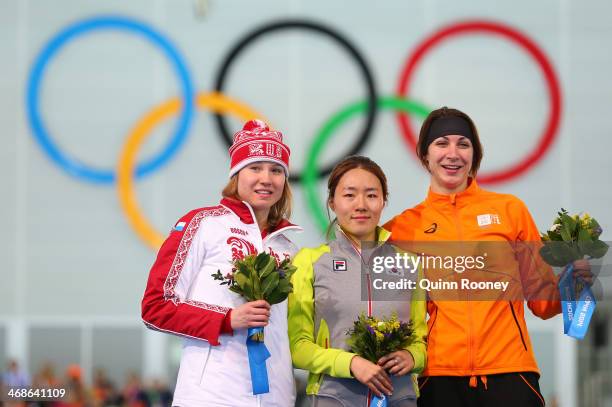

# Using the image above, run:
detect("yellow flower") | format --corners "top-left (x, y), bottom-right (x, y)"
top-left (375, 331), bottom-right (384, 341)
top-left (580, 213), bottom-right (592, 229)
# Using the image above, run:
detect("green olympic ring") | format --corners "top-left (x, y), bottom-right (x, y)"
top-left (303, 96), bottom-right (432, 234)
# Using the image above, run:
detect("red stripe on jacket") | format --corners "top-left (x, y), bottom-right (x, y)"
top-left (141, 206), bottom-right (231, 346)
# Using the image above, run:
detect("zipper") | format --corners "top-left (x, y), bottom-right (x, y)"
top-left (451, 198), bottom-right (473, 375)
top-left (343, 228), bottom-right (375, 405)
top-left (509, 302), bottom-right (528, 351)
top-left (366, 273), bottom-right (373, 317)
top-left (339, 228), bottom-right (373, 317)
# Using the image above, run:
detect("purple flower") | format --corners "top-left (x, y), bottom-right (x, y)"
top-left (367, 326), bottom-right (375, 335)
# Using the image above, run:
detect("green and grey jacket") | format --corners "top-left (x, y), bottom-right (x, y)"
top-left (288, 227), bottom-right (427, 406)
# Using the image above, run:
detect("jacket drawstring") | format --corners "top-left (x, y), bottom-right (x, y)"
top-left (469, 375), bottom-right (488, 390)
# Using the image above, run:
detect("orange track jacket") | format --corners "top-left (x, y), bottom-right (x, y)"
top-left (384, 180), bottom-right (561, 379)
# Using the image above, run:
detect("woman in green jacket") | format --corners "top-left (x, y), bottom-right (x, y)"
top-left (288, 156), bottom-right (427, 407)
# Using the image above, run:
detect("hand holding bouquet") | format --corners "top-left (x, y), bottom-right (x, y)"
top-left (346, 313), bottom-right (413, 363)
top-left (540, 209), bottom-right (608, 266)
top-left (211, 252), bottom-right (297, 395)
top-left (346, 313), bottom-right (413, 405)
top-left (540, 209), bottom-right (608, 339)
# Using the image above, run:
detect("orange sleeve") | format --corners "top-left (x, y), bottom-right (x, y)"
top-left (512, 199), bottom-right (561, 319)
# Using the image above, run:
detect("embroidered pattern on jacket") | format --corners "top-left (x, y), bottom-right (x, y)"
top-left (227, 236), bottom-right (257, 261)
top-left (269, 247), bottom-right (290, 266)
top-left (163, 206), bottom-right (230, 313)
top-left (184, 299), bottom-right (229, 314)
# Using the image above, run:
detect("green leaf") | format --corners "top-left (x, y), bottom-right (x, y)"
top-left (254, 252), bottom-right (269, 270)
top-left (281, 263), bottom-right (297, 281)
top-left (590, 219), bottom-right (603, 238)
top-left (259, 260), bottom-right (276, 279)
top-left (234, 271), bottom-right (249, 287)
top-left (587, 240), bottom-right (609, 259)
top-left (560, 214), bottom-right (577, 242)
top-left (229, 285), bottom-right (244, 296)
top-left (261, 272), bottom-right (280, 297)
top-left (234, 271), bottom-right (254, 300)
top-left (277, 279), bottom-right (293, 294)
top-left (547, 230), bottom-right (562, 242)
top-left (252, 272), bottom-right (262, 300)
top-left (211, 270), bottom-right (225, 281)
top-left (266, 289), bottom-right (287, 305)
top-left (577, 227), bottom-right (592, 242)
top-left (237, 262), bottom-right (251, 278)
top-left (540, 245), bottom-right (566, 267)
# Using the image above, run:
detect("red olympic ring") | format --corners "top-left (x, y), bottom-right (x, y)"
top-left (395, 20), bottom-right (562, 184)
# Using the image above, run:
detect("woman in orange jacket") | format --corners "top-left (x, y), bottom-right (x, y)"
top-left (385, 107), bottom-right (592, 407)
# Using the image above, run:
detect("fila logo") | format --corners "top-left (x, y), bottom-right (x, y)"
top-left (477, 214), bottom-right (501, 227)
top-left (424, 223), bottom-right (437, 234)
top-left (332, 259), bottom-right (347, 272)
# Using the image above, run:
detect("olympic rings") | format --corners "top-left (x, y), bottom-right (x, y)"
top-left (117, 92), bottom-right (269, 249)
top-left (395, 20), bottom-right (561, 184)
top-left (212, 19), bottom-right (378, 183)
top-left (27, 15), bottom-right (195, 184)
top-left (303, 97), bottom-right (431, 233)
top-left (26, 15), bottom-right (566, 246)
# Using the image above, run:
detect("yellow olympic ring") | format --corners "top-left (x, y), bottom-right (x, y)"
top-left (117, 92), bottom-right (270, 249)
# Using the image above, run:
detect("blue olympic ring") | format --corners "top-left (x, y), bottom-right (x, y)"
top-left (26, 15), bottom-right (195, 184)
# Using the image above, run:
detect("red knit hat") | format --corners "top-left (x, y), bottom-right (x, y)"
top-left (228, 119), bottom-right (290, 178)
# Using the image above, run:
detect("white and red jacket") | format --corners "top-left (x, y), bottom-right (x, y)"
top-left (141, 198), bottom-right (301, 407)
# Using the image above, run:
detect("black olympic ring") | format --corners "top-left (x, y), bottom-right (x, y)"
top-left (213, 19), bottom-right (379, 183)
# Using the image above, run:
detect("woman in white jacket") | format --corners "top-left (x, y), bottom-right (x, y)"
top-left (141, 119), bottom-right (301, 407)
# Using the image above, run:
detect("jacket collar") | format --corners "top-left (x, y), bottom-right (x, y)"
top-left (334, 225), bottom-right (391, 251)
top-left (425, 178), bottom-right (480, 207)
top-left (221, 197), bottom-right (256, 224)
top-left (220, 197), bottom-right (302, 238)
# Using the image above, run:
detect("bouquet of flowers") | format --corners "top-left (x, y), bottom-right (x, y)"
top-left (346, 313), bottom-right (413, 406)
top-left (346, 313), bottom-right (413, 364)
top-left (540, 209), bottom-right (608, 266)
top-left (212, 252), bottom-right (297, 305)
top-left (540, 209), bottom-right (608, 339)
top-left (211, 252), bottom-right (296, 394)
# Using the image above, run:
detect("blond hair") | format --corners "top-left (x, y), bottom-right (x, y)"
top-left (221, 176), bottom-right (292, 230)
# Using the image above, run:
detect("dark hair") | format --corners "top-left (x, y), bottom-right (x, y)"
top-left (417, 107), bottom-right (484, 176)
top-left (326, 155), bottom-right (388, 238)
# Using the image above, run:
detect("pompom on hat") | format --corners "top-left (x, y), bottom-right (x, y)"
top-left (228, 119), bottom-right (290, 178)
